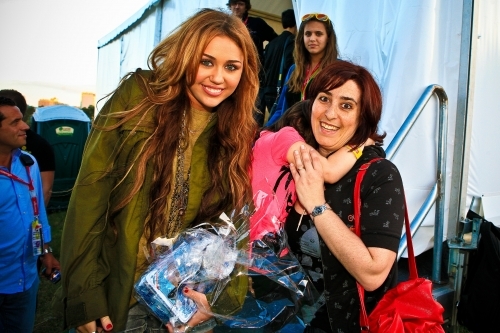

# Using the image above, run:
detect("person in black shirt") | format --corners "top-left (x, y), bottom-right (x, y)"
top-left (286, 61), bottom-right (405, 332)
top-left (0, 89), bottom-right (55, 207)
top-left (255, 9), bottom-right (297, 126)
top-left (227, 0), bottom-right (277, 66)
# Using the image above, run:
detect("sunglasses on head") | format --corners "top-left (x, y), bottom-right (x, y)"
top-left (301, 13), bottom-right (330, 22)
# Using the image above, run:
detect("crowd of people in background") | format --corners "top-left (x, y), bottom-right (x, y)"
top-left (0, 3), bottom-right (407, 333)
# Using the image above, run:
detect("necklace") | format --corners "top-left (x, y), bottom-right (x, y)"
top-left (297, 209), bottom-right (307, 231)
top-left (302, 62), bottom-right (321, 100)
top-left (167, 110), bottom-right (215, 234)
top-left (167, 110), bottom-right (190, 235)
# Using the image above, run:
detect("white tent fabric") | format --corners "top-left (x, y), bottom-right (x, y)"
top-left (302, 0), bottom-right (464, 255)
top-left (290, 0), bottom-right (499, 252)
top-left (96, 0), bottom-right (500, 255)
top-left (468, 0), bottom-right (500, 225)
top-left (96, 0), bottom-right (227, 108)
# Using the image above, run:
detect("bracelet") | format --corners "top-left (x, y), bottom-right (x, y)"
top-left (347, 145), bottom-right (362, 159)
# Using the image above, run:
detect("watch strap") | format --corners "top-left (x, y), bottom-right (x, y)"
top-left (41, 246), bottom-right (53, 255)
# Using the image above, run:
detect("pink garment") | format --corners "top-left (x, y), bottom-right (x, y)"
top-left (250, 127), bottom-right (304, 241)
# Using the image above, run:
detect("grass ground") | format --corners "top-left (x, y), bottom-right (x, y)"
top-left (34, 210), bottom-right (66, 333)
top-left (33, 210), bottom-right (471, 333)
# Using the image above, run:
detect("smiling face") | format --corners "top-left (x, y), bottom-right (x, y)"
top-left (0, 105), bottom-right (29, 154)
top-left (187, 36), bottom-right (244, 112)
top-left (304, 21), bottom-right (328, 58)
top-left (311, 80), bottom-right (361, 156)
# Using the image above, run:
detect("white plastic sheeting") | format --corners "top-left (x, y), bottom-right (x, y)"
top-left (96, 0), bottom-right (500, 254)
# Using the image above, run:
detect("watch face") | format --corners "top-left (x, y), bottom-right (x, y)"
top-left (312, 205), bottom-right (326, 217)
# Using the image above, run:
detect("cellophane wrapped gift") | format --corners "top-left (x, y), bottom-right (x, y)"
top-left (135, 208), bottom-right (319, 331)
top-left (134, 208), bottom-right (251, 326)
top-left (217, 228), bottom-right (321, 332)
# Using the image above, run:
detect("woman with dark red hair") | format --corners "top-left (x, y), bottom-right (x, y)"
top-left (285, 60), bottom-right (406, 332)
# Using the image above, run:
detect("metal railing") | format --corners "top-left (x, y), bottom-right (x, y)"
top-left (386, 84), bottom-right (448, 283)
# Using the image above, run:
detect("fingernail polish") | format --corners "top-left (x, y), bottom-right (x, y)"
top-left (183, 287), bottom-right (189, 293)
top-left (106, 323), bottom-right (113, 330)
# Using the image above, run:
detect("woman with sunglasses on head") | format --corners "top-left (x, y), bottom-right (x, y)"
top-left (55, 8), bottom-right (259, 333)
top-left (266, 13), bottom-right (339, 126)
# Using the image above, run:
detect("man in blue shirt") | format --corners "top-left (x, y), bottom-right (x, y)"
top-left (0, 97), bottom-right (60, 332)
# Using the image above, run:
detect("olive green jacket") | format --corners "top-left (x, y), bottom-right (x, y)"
top-left (54, 70), bottom-right (248, 330)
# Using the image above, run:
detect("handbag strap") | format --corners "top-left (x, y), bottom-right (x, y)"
top-left (354, 158), bottom-right (417, 330)
top-left (276, 35), bottom-right (293, 94)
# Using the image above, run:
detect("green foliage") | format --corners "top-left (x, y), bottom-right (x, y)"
top-left (81, 105), bottom-right (95, 121)
top-left (34, 210), bottom-right (66, 333)
top-left (25, 105), bottom-right (36, 126)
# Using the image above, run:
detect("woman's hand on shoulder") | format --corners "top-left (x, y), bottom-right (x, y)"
top-left (290, 145), bottom-right (326, 213)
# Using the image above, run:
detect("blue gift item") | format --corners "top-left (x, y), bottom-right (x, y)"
top-left (135, 209), bottom-right (251, 327)
top-left (216, 229), bottom-right (321, 332)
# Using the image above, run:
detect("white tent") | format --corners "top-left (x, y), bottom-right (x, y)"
top-left (96, 0), bottom-right (500, 257)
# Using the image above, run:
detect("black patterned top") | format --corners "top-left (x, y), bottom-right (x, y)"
top-left (285, 146), bottom-right (405, 332)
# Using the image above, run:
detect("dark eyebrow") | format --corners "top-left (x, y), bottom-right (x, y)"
top-left (321, 91), bottom-right (358, 104)
top-left (9, 117), bottom-right (22, 125)
top-left (340, 96), bottom-right (358, 104)
top-left (202, 53), bottom-right (215, 60)
top-left (202, 53), bottom-right (242, 64)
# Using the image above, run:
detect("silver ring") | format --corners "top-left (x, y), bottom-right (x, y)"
top-left (174, 329), bottom-right (180, 333)
top-left (185, 325), bottom-right (193, 333)
top-left (297, 167), bottom-right (304, 171)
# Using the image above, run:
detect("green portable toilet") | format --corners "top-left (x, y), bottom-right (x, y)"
top-left (31, 105), bottom-right (91, 211)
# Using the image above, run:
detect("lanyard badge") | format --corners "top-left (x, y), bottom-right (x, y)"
top-left (32, 218), bottom-right (43, 256)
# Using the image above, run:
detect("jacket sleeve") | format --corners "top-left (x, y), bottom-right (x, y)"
top-left (265, 65), bottom-right (295, 126)
top-left (57, 73), bottom-right (144, 328)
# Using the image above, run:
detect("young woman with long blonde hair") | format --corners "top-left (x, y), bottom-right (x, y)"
top-left (56, 8), bottom-right (259, 333)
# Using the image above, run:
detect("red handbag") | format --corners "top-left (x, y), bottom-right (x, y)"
top-left (354, 158), bottom-right (445, 332)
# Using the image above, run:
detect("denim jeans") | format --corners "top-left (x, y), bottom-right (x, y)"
top-left (0, 277), bottom-right (39, 333)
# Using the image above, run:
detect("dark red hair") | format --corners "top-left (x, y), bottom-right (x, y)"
top-left (306, 60), bottom-right (386, 147)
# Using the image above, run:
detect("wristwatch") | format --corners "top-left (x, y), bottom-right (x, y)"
top-left (41, 246), bottom-right (53, 256)
top-left (311, 203), bottom-right (332, 218)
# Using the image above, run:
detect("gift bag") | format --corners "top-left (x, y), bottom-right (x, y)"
top-left (354, 159), bottom-right (445, 332)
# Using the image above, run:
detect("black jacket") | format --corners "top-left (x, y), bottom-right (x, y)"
top-left (262, 30), bottom-right (295, 93)
top-left (243, 13), bottom-right (277, 83)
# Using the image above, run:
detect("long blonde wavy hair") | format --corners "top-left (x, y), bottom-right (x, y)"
top-left (100, 8), bottom-right (259, 242)
top-left (288, 16), bottom-right (339, 94)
